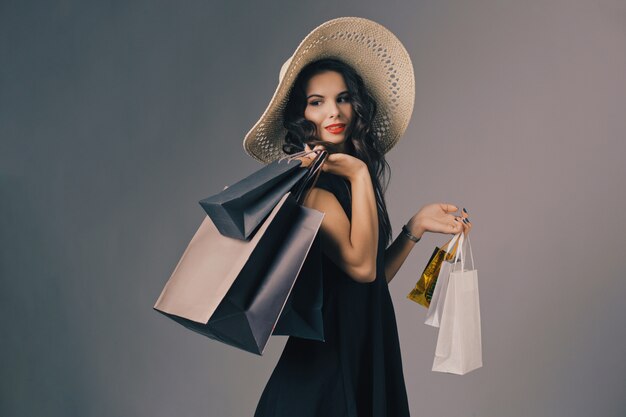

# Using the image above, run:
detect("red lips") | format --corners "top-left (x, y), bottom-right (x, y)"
top-left (325, 123), bottom-right (346, 134)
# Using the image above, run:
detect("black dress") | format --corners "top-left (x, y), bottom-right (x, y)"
top-left (254, 171), bottom-right (411, 417)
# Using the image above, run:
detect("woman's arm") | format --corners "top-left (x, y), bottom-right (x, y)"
top-left (384, 228), bottom-right (423, 284)
top-left (384, 204), bottom-right (473, 284)
top-left (303, 164), bottom-right (379, 283)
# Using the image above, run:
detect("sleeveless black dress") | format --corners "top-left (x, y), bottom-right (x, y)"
top-left (254, 171), bottom-right (411, 417)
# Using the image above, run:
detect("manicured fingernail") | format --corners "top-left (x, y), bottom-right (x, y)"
top-left (462, 218), bottom-right (468, 224)
top-left (463, 208), bottom-right (468, 214)
top-left (466, 217), bottom-right (471, 222)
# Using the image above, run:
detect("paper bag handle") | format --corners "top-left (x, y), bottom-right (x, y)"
top-left (444, 232), bottom-right (461, 256)
top-left (452, 231), bottom-right (475, 271)
top-left (291, 150), bottom-right (328, 204)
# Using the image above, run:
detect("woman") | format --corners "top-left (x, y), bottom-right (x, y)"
top-left (243, 17), bottom-right (472, 417)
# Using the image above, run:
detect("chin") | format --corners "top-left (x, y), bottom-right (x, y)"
top-left (325, 139), bottom-right (344, 147)
top-left (323, 135), bottom-right (346, 145)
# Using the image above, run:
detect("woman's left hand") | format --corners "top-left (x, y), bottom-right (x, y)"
top-left (406, 203), bottom-right (472, 238)
top-left (298, 143), bottom-right (367, 181)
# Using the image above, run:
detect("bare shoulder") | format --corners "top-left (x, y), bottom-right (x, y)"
top-left (303, 186), bottom-right (349, 229)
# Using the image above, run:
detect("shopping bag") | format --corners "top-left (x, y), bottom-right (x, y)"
top-left (154, 151), bottom-right (328, 355)
top-left (432, 233), bottom-right (482, 375)
top-left (270, 150), bottom-right (327, 341)
top-left (198, 157), bottom-right (308, 240)
top-left (154, 192), bottom-right (324, 354)
top-left (425, 233), bottom-right (462, 327)
top-left (407, 233), bottom-right (460, 308)
top-left (272, 233), bottom-right (324, 341)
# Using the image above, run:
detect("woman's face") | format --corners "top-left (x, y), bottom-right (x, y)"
top-left (303, 70), bottom-right (353, 151)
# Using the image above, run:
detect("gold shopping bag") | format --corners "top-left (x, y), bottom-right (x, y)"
top-left (407, 235), bottom-right (460, 308)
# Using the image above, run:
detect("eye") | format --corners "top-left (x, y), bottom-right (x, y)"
top-left (308, 100), bottom-right (321, 106)
top-left (338, 95), bottom-right (350, 103)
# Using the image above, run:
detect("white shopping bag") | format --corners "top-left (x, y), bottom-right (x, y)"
top-left (425, 232), bottom-right (461, 327)
top-left (432, 232), bottom-right (482, 375)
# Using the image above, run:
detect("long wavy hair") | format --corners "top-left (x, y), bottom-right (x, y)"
top-left (281, 58), bottom-right (393, 247)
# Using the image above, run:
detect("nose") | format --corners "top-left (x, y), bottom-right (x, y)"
top-left (328, 101), bottom-right (340, 119)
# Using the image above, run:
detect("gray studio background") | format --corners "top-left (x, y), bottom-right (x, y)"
top-left (2, 1), bottom-right (625, 416)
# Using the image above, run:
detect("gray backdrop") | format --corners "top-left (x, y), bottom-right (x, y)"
top-left (2, 1), bottom-right (625, 416)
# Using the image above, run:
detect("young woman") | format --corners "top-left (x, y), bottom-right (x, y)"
top-left (243, 18), bottom-right (472, 417)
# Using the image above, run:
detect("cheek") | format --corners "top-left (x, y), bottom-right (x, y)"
top-left (303, 107), bottom-right (312, 121)
top-left (340, 104), bottom-right (353, 120)
top-left (304, 108), bottom-right (321, 126)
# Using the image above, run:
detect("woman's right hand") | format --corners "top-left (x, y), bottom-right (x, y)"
top-left (406, 203), bottom-right (472, 239)
top-left (298, 143), bottom-right (367, 181)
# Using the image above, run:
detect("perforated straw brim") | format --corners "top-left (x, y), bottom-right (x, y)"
top-left (243, 16), bottom-right (415, 164)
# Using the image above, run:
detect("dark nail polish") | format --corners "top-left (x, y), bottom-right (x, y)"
top-left (463, 208), bottom-right (468, 214)
top-left (462, 218), bottom-right (468, 224)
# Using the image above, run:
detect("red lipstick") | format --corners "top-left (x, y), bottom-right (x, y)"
top-left (325, 123), bottom-right (346, 134)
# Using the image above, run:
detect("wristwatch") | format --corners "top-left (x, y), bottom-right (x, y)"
top-left (402, 224), bottom-right (421, 243)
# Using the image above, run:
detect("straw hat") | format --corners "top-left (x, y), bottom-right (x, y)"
top-left (243, 16), bottom-right (415, 164)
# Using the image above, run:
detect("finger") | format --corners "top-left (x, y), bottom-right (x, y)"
top-left (449, 215), bottom-right (464, 227)
top-left (461, 209), bottom-right (469, 228)
top-left (441, 203), bottom-right (459, 214)
top-left (461, 219), bottom-right (469, 234)
top-left (304, 144), bottom-right (317, 160)
top-left (461, 208), bottom-right (472, 234)
top-left (298, 157), bottom-right (312, 167)
top-left (460, 208), bottom-right (469, 225)
top-left (447, 219), bottom-right (463, 234)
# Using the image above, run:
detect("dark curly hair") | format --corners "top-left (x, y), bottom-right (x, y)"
top-left (281, 57), bottom-right (393, 247)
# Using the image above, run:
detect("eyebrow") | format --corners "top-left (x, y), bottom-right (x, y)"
top-left (306, 90), bottom-right (350, 99)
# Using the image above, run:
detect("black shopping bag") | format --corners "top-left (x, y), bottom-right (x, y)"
top-left (199, 158), bottom-right (308, 240)
top-left (273, 233), bottom-right (324, 341)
